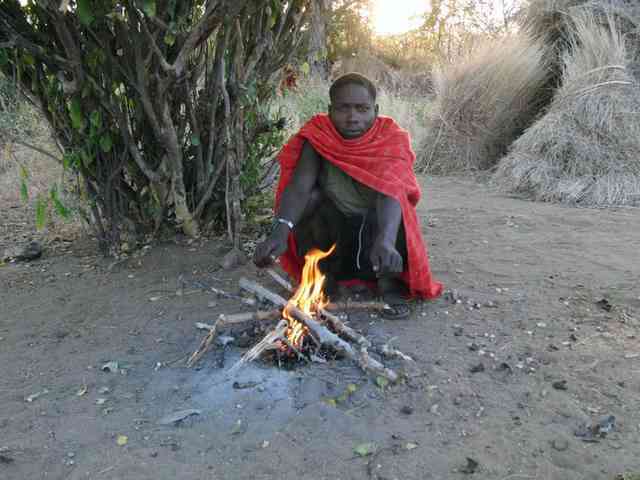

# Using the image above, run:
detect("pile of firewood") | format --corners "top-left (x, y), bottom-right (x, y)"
top-left (187, 270), bottom-right (413, 383)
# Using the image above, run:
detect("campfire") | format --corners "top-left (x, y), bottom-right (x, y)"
top-left (187, 246), bottom-right (414, 383)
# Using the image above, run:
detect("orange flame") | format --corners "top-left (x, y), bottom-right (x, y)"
top-left (282, 244), bottom-right (336, 349)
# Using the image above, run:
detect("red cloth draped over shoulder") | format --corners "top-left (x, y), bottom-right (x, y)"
top-left (275, 113), bottom-right (443, 300)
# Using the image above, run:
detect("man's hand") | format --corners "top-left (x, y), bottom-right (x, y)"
top-left (369, 237), bottom-right (403, 274)
top-left (253, 225), bottom-right (289, 268)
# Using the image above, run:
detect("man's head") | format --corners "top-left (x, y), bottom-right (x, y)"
top-left (329, 73), bottom-right (378, 139)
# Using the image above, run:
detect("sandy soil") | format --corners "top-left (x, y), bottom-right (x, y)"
top-left (1, 176), bottom-right (639, 480)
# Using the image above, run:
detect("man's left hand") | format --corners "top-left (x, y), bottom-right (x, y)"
top-left (369, 237), bottom-right (403, 274)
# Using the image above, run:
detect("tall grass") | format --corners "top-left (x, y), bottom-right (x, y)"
top-left (494, 12), bottom-right (640, 206)
top-left (414, 33), bottom-right (550, 174)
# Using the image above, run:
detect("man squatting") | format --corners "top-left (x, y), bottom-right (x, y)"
top-left (254, 73), bottom-right (442, 317)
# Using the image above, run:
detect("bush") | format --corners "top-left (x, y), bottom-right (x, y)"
top-left (415, 33), bottom-right (549, 173)
top-left (493, 12), bottom-right (640, 206)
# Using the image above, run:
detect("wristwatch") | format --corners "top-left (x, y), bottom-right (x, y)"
top-left (272, 217), bottom-right (294, 231)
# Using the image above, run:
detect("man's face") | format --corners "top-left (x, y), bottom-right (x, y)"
top-left (329, 83), bottom-right (378, 139)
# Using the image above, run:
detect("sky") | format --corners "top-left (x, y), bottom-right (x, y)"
top-left (371, 0), bottom-right (519, 36)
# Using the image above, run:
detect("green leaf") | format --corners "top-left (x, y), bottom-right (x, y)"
top-left (300, 62), bottom-right (310, 76)
top-left (90, 110), bottom-right (102, 128)
top-left (353, 443), bottom-right (377, 457)
top-left (80, 149), bottom-right (93, 167)
top-left (163, 33), bottom-right (176, 46)
top-left (62, 152), bottom-right (77, 170)
top-left (50, 187), bottom-right (71, 219)
top-left (68, 98), bottom-right (85, 132)
top-left (143, 0), bottom-right (156, 17)
top-left (375, 376), bottom-right (389, 389)
top-left (20, 179), bottom-right (28, 202)
top-left (99, 133), bottom-right (113, 153)
top-left (0, 49), bottom-right (8, 67)
top-left (35, 195), bottom-right (48, 230)
top-left (23, 53), bottom-right (35, 66)
top-left (190, 135), bottom-right (200, 146)
top-left (77, 0), bottom-right (95, 26)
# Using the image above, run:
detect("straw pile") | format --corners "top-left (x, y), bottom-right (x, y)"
top-left (494, 10), bottom-right (640, 206)
top-left (415, 33), bottom-right (549, 173)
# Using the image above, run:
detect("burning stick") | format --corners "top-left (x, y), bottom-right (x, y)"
top-left (288, 305), bottom-right (399, 383)
top-left (285, 304), bottom-right (354, 356)
top-left (227, 320), bottom-right (288, 373)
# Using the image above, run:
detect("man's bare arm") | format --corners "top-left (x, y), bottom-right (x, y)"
top-left (370, 193), bottom-right (403, 273)
top-left (276, 141), bottom-right (322, 225)
top-left (254, 141), bottom-right (321, 267)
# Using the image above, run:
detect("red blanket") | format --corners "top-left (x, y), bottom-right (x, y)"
top-left (275, 114), bottom-right (443, 299)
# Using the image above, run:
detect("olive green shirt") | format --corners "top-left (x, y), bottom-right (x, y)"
top-left (319, 160), bottom-right (377, 216)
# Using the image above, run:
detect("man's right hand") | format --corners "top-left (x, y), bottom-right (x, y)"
top-left (253, 225), bottom-right (290, 268)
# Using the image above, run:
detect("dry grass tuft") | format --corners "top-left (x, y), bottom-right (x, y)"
top-left (493, 12), bottom-right (640, 206)
top-left (415, 33), bottom-right (550, 173)
top-left (523, 0), bottom-right (640, 79)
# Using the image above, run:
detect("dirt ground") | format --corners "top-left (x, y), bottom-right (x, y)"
top-left (1, 175), bottom-right (639, 480)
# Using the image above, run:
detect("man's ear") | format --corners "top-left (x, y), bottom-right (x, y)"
top-left (327, 103), bottom-right (332, 114)
top-left (374, 104), bottom-right (379, 116)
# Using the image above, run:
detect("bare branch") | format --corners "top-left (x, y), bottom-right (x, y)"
top-left (173, 0), bottom-right (248, 76)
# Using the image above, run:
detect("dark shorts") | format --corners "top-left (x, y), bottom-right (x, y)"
top-left (293, 198), bottom-right (407, 281)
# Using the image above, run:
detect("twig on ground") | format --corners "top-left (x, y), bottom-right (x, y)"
top-left (187, 317), bottom-right (223, 367)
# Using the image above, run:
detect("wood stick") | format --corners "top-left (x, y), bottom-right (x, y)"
top-left (210, 285), bottom-right (256, 306)
top-left (359, 346), bottom-right (399, 383)
top-left (287, 305), bottom-right (398, 382)
top-left (187, 317), bottom-right (223, 367)
top-left (326, 300), bottom-right (388, 311)
top-left (239, 277), bottom-right (287, 307)
top-left (285, 305), bottom-right (355, 357)
top-left (266, 268), bottom-right (294, 292)
top-left (218, 309), bottom-right (280, 324)
top-left (318, 308), bottom-right (371, 348)
top-left (380, 342), bottom-right (415, 363)
top-left (227, 320), bottom-right (288, 373)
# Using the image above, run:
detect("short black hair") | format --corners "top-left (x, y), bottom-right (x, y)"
top-left (329, 72), bottom-right (377, 103)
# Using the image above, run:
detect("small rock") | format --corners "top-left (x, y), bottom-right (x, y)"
top-left (551, 438), bottom-right (569, 451)
top-left (552, 380), bottom-right (568, 391)
top-left (460, 457), bottom-right (479, 474)
top-left (220, 248), bottom-right (247, 270)
top-left (468, 343), bottom-right (479, 352)
top-left (453, 325), bottom-right (463, 336)
top-left (150, 451), bottom-right (158, 458)
top-left (470, 363), bottom-right (485, 374)
top-left (400, 405), bottom-right (414, 415)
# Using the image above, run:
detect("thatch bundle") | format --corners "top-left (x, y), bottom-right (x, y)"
top-left (494, 10), bottom-right (640, 206)
top-left (415, 34), bottom-right (549, 173)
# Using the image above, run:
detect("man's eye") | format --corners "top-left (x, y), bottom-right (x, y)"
top-left (356, 105), bottom-right (370, 113)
